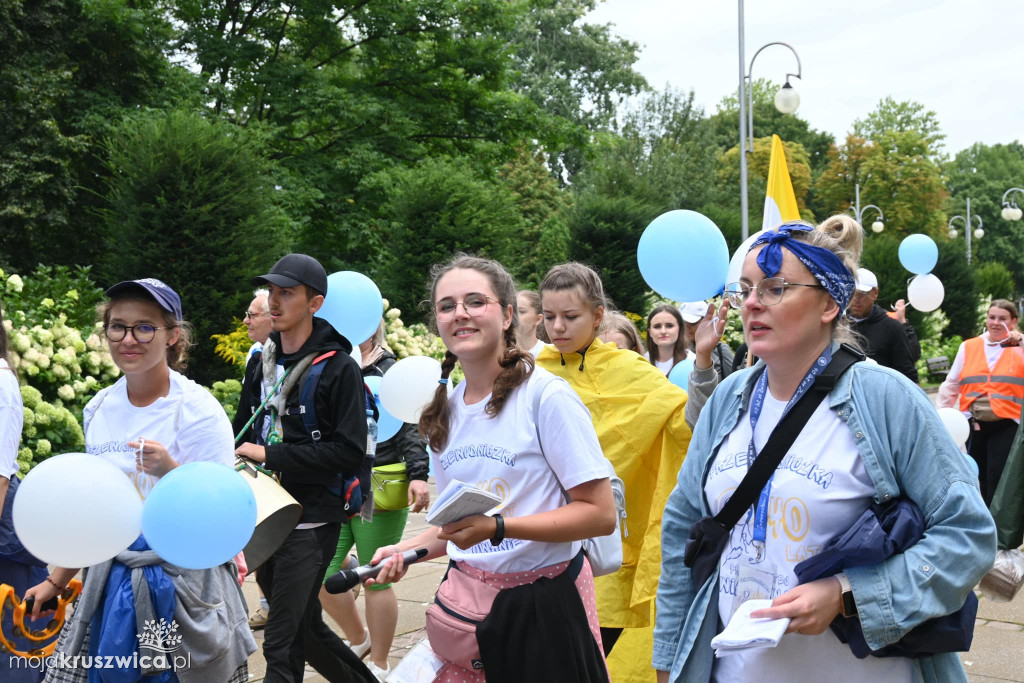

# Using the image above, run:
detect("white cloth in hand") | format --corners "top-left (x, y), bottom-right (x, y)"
top-left (711, 599), bottom-right (791, 657)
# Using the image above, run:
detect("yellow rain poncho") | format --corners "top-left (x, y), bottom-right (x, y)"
top-left (536, 339), bottom-right (691, 631)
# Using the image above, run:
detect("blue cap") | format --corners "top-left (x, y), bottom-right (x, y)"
top-left (105, 278), bottom-right (183, 321)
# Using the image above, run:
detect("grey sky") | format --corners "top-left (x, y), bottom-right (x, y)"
top-left (586, 0), bottom-right (1023, 157)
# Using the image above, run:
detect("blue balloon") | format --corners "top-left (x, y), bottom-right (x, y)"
top-left (363, 375), bottom-right (404, 443)
top-left (316, 272), bottom-right (384, 346)
top-left (637, 210), bottom-right (730, 302)
top-left (667, 357), bottom-right (696, 389)
top-left (142, 462), bottom-right (257, 569)
top-left (898, 234), bottom-right (938, 275)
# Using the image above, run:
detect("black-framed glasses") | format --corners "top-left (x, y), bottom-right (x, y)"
top-left (103, 323), bottom-right (166, 343)
top-left (724, 277), bottom-right (824, 308)
top-left (435, 293), bottom-right (498, 322)
top-left (244, 309), bottom-right (268, 320)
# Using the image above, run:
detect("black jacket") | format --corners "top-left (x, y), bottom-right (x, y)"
top-left (233, 318), bottom-right (368, 524)
top-left (850, 305), bottom-right (919, 382)
top-left (361, 350), bottom-right (429, 482)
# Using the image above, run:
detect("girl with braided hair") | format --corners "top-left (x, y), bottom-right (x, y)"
top-left (369, 254), bottom-right (615, 682)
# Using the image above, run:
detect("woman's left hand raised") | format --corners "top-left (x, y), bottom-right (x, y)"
top-left (748, 577), bottom-right (843, 635)
top-left (128, 439), bottom-right (179, 478)
top-left (693, 301), bottom-right (730, 370)
top-left (438, 514), bottom-right (500, 550)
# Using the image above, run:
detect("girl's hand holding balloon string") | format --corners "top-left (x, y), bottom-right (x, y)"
top-left (128, 438), bottom-right (179, 477)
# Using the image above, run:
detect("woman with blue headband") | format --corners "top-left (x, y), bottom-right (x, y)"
top-left (653, 216), bottom-right (995, 683)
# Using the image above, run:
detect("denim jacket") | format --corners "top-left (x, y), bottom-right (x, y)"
top-left (653, 354), bottom-right (997, 683)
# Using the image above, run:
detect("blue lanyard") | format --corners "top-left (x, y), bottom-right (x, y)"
top-left (747, 345), bottom-right (833, 560)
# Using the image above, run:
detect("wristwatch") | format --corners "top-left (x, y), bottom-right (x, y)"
top-left (836, 572), bottom-right (857, 618)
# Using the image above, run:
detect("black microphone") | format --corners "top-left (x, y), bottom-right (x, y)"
top-left (323, 548), bottom-right (428, 594)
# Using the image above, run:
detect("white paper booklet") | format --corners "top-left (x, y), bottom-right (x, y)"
top-left (711, 598), bottom-right (791, 657)
top-left (425, 479), bottom-right (502, 527)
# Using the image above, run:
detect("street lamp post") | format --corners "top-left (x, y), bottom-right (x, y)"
top-left (737, 0), bottom-right (802, 240)
top-left (848, 183), bottom-right (884, 233)
top-left (1001, 188), bottom-right (1024, 221)
top-left (948, 197), bottom-right (983, 265)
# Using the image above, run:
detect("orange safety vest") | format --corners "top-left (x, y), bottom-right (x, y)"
top-left (958, 336), bottom-right (1024, 420)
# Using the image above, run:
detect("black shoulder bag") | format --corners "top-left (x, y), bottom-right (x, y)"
top-left (683, 345), bottom-right (864, 586)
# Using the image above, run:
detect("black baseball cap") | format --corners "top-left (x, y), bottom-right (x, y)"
top-left (106, 278), bottom-right (183, 321)
top-left (251, 254), bottom-right (328, 295)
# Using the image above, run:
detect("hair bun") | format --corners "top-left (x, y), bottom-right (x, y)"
top-left (816, 214), bottom-right (863, 264)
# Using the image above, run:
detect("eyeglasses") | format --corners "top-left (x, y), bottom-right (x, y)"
top-left (244, 310), bottom-right (268, 320)
top-left (724, 277), bottom-right (824, 308)
top-left (104, 323), bottom-right (167, 343)
top-left (434, 293), bottom-right (498, 322)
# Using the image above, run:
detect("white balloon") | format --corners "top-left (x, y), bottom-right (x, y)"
top-left (725, 230), bottom-right (769, 288)
top-left (14, 453), bottom-right (142, 567)
top-left (907, 274), bottom-right (944, 312)
top-left (379, 355), bottom-right (444, 423)
top-left (937, 407), bottom-right (970, 448)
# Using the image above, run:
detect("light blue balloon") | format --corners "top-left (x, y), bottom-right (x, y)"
top-left (637, 210), bottom-right (730, 302)
top-left (316, 271), bottom-right (384, 345)
top-left (898, 234), bottom-right (938, 275)
top-left (142, 462), bottom-right (257, 569)
top-left (376, 405), bottom-right (403, 443)
top-left (667, 357), bottom-right (696, 389)
top-left (363, 375), bottom-right (403, 443)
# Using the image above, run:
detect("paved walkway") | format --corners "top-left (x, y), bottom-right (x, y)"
top-left (242, 487), bottom-right (1024, 682)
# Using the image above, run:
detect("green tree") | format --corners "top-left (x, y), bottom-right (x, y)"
top-left (508, 0), bottom-right (647, 180)
top-left (500, 147), bottom-right (572, 288)
top-left (569, 193), bottom-right (659, 315)
top-left (576, 89), bottom-right (717, 213)
top-left (859, 233), bottom-right (905, 310)
top-left (945, 142), bottom-right (1024, 288)
top-left (375, 157), bottom-right (526, 323)
top-left (97, 110), bottom-right (291, 384)
top-left (171, 0), bottom-right (558, 272)
top-left (709, 79), bottom-right (835, 176)
top-left (852, 97), bottom-right (945, 161)
top-left (0, 0), bottom-right (187, 272)
top-left (931, 241), bottom-right (977, 340)
top-left (814, 132), bottom-right (948, 237)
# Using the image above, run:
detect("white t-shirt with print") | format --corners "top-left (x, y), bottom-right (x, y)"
top-left (84, 369), bottom-right (235, 501)
top-left (432, 367), bottom-right (609, 573)
top-left (528, 339), bottom-right (545, 358)
top-left (706, 389), bottom-right (912, 683)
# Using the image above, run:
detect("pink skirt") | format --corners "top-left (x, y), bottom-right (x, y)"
top-left (432, 554), bottom-right (605, 683)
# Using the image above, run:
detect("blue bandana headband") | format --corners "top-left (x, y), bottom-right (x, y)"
top-left (749, 223), bottom-right (856, 311)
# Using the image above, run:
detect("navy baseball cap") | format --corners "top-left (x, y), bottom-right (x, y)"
top-left (251, 254), bottom-right (328, 296)
top-left (106, 278), bottom-right (183, 321)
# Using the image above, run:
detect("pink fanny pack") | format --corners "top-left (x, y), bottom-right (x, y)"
top-left (425, 564), bottom-right (500, 671)
top-left (424, 551), bottom-right (585, 672)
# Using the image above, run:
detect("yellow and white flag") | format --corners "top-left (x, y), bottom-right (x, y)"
top-left (762, 134), bottom-right (801, 231)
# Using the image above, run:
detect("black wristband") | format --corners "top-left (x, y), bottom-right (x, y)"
top-left (490, 513), bottom-right (505, 546)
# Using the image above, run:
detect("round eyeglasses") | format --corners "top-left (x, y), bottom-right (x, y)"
top-left (724, 277), bottom-right (824, 308)
top-left (103, 323), bottom-right (167, 343)
top-left (434, 293), bottom-right (498, 323)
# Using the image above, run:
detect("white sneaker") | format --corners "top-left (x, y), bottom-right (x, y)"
top-left (366, 661), bottom-right (390, 681)
top-left (345, 633), bottom-right (371, 660)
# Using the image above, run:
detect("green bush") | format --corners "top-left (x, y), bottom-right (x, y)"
top-left (1, 267), bottom-right (120, 474)
top-left (975, 262), bottom-right (1016, 300)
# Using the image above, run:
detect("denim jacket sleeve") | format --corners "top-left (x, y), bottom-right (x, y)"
top-left (841, 364), bottom-right (997, 650)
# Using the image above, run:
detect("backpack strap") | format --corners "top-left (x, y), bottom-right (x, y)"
top-left (298, 351), bottom-right (338, 442)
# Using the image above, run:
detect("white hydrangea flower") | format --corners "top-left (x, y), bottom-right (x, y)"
top-left (6, 274), bottom-right (23, 293)
top-left (58, 384), bottom-right (75, 400)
